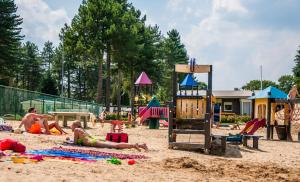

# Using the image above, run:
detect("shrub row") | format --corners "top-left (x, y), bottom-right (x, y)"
top-left (220, 115), bottom-right (251, 124)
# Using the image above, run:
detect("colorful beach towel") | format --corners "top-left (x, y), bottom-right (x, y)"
top-left (25, 147), bottom-right (147, 162)
top-left (51, 147), bottom-right (148, 159)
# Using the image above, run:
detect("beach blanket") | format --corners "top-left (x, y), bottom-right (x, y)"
top-left (25, 147), bottom-right (147, 162)
top-left (52, 147), bottom-right (147, 159)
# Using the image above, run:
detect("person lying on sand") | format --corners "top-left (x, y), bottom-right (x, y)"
top-left (68, 121), bottom-right (148, 151)
top-left (18, 107), bottom-right (67, 135)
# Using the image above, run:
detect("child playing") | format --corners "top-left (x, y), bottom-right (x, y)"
top-left (68, 121), bottom-right (148, 151)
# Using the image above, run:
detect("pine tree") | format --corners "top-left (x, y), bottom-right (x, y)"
top-left (292, 46), bottom-right (300, 85)
top-left (0, 0), bottom-right (23, 79)
top-left (159, 29), bottom-right (188, 100)
top-left (19, 41), bottom-right (42, 91)
top-left (41, 41), bottom-right (54, 71)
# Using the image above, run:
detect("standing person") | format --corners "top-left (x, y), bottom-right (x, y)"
top-left (127, 112), bottom-right (132, 125)
top-left (286, 85), bottom-right (299, 141)
top-left (18, 107), bottom-right (67, 135)
top-left (99, 111), bottom-right (107, 128)
top-left (288, 85), bottom-right (300, 111)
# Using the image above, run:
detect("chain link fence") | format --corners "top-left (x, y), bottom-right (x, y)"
top-left (0, 85), bottom-right (103, 120)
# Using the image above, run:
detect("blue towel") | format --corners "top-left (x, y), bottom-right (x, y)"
top-left (26, 150), bottom-right (111, 160)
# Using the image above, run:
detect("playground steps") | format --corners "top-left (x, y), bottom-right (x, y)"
top-left (169, 142), bottom-right (204, 150)
top-left (173, 129), bottom-right (205, 134)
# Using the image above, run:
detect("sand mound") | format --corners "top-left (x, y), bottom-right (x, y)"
top-left (214, 161), bottom-right (299, 181)
top-left (160, 157), bottom-right (300, 181)
top-left (163, 157), bottom-right (207, 171)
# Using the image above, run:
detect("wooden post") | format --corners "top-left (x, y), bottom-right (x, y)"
top-left (251, 99), bottom-right (255, 119)
top-left (63, 116), bottom-right (67, 127)
top-left (221, 136), bottom-right (227, 153)
top-left (169, 68), bottom-right (177, 145)
top-left (243, 136), bottom-right (248, 147)
top-left (205, 65), bottom-right (212, 150)
top-left (253, 137), bottom-right (259, 149)
top-left (83, 116), bottom-right (87, 129)
top-left (267, 99), bottom-right (271, 140)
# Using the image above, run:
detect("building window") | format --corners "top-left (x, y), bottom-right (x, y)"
top-left (241, 101), bottom-right (251, 115)
top-left (224, 102), bottom-right (233, 112)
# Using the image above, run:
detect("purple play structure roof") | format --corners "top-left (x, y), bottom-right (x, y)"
top-left (135, 72), bottom-right (152, 85)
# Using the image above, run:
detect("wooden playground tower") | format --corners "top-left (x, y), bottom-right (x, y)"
top-left (168, 62), bottom-right (213, 152)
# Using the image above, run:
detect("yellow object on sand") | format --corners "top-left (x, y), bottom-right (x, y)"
top-left (11, 156), bottom-right (27, 164)
top-left (50, 128), bottom-right (61, 135)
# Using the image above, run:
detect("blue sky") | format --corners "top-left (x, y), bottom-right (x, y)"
top-left (15, 0), bottom-right (300, 90)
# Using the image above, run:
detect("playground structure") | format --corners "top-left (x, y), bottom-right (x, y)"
top-left (134, 72), bottom-right (169, 129)
top-left (134, 72), bottom-right (153, 107)
top-left (137, 96), bottom-right (169, 129)
top-left (168, 60), bottom-right (214, 152)
top-left (249, 86), bottom-right (299, 141)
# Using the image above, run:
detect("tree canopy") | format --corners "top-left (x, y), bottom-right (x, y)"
top-left (242, 80), bottom-right (278, 90)
top-left (0, 0), bottom-right (23, 79)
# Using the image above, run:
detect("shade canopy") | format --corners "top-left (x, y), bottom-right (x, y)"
top-left (180, 74), bottom-right (198, 87)
top-left (135, 72), bottom-right (152, 85)
top-left (248, 86), bottom-right (287, 99)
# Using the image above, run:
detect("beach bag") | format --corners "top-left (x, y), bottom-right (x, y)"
top-left (0, 139), bottom-right (26, 153)
top-left (106, 133), bottom-right (128, 143)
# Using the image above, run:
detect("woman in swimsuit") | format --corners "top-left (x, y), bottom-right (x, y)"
top-left (69, 121), bottom-right (148, 151)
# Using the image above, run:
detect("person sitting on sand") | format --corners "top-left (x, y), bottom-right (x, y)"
top-left (18, 107), bottom-right (67, 135)
top-left (68, 120), bottom-right (148, 151)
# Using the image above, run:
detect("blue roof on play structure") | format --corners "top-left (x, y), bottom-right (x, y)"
top-left (248, 86), bottom-right (287, 99)
top-left (180, 74), bottom-right (198, 87)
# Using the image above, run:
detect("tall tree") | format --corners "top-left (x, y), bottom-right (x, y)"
top-left (40, 72), bottom-right (58, 95)
top-left (41, 41), bottom-right (54, 71)
top-left (278, 75), bottom-right (295, 93)
top-left (18, 41), bottom-right (42, 91)
top-left (242, 80), bottom-right (278, 90)
top-left (0, 0), bottom-right (23, 82)
top-left (159, 29), bottom-right (188, 100)
top-left (292, 46), bottom-right (300, 85)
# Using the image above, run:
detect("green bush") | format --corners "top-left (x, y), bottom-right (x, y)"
top-left (240, 115), bottom-right (251, 123)
top-left (220, 115), bottom-right (251, 124)
top-left (106, 113), bottom-right (118, 120)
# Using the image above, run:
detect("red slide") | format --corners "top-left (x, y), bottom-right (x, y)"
top-left (247, 119), bottom-right (266, 135)
top-left (139, 108), bottom-right (152, 123)
top-left (240, 118), bottom-right (258, 134)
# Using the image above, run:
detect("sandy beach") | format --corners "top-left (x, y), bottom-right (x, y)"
top-left (0, 120), bottom-right (300, 182)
